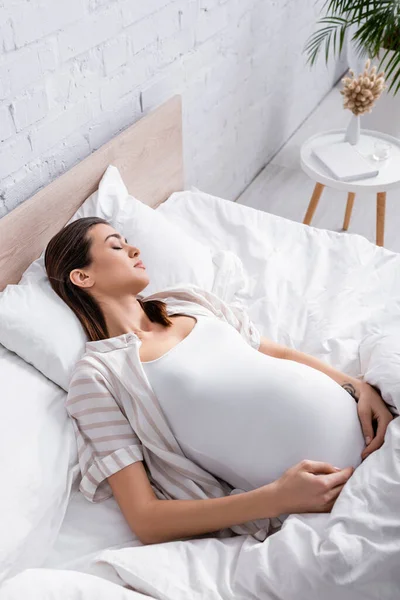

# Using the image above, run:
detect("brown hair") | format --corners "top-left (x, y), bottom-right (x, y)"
top-left (44, 216), bottom-right (173, 342)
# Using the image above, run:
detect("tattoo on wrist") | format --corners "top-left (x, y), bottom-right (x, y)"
top-left (342, 382), bottom-right (359, 402)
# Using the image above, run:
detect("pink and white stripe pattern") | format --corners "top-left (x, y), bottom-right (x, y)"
top-left (66, 284), bottom-right (275, 541)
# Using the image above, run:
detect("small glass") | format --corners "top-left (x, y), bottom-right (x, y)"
top-left (372, 140), bottom-right (391, 161)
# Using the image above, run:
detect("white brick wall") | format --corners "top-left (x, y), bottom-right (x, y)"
top-left (0, 0), bottom-right (347, 216)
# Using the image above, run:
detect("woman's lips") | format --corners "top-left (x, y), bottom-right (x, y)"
top-left (134, 262), bottom-right (145, 269)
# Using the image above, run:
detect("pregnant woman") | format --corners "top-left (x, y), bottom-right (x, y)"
top-left (45, 216), bottom-right (393, 545)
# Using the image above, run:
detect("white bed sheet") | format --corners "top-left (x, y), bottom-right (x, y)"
top-left (3, 192), bottom-right (400, 599)
top-left (0, 344), bottom-right (78, 586)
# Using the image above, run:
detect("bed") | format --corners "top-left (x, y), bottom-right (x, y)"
top-left (1, 96), bottom-right (400, 600)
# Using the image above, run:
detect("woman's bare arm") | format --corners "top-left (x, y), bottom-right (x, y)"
top-left (108, 461), bottom-right (279, 545)
top-left (108, 459), bottom-right (354, 545)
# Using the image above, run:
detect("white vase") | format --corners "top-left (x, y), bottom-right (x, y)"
top-left (344, 114), bottom-right (360, 145)
top-left (352, 49), bottom-right (400, 138)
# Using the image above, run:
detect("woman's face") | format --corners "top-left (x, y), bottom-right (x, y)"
top-left (70, 223), bottom-right (150, 297)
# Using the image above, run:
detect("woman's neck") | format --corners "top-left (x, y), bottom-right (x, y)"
top-left (99, 294), bottom-right (155, 338)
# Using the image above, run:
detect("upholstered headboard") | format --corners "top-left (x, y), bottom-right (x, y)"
top-left (0, 95), bottom-right (183, 290)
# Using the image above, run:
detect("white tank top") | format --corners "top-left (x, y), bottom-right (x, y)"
top-left (142, 314), bottom-right (365, 491)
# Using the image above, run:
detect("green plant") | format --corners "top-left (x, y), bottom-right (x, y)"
top-left (304, 1), bottom-right (400, 94)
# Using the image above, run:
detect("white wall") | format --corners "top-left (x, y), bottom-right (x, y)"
top-left (0, 0), bottom-right (346, 218)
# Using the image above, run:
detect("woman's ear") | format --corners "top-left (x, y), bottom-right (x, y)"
top-left (69, 269), bottom-right (93, 289)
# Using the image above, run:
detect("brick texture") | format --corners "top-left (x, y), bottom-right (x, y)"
top-left (0, 0), bottom-right (347, 217)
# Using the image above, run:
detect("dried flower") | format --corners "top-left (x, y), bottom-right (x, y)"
top-left (340, 59), bottom-right (386, 116)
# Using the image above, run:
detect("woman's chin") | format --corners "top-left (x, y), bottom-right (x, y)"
top-left (137, 276), bottom-right (150, 293)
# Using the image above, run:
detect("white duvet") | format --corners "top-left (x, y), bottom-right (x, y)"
top-left (2, 190), bottom-right (400, 599)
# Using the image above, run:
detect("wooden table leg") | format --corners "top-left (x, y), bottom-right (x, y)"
top-left (303, 182), bottom-right (325, 225)
top-left (342, 192), bottom-right (355, 231)
top-left (376, 192), bottom-right (386, 247)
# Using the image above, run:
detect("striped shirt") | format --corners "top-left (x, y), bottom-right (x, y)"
top-left (66, 283), bottom-right (282, 541)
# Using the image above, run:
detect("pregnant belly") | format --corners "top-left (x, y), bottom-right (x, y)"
top-left (174, 355), bottom-right (366, 492)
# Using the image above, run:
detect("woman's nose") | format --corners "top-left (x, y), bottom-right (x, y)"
top-left (129, 246), bottom-right (139, 258)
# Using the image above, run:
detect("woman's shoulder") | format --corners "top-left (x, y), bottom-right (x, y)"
top-left (141, 283), bottom-right (224, 314)
top-left (66, 356), bottom-right (119, 417)
top-left (68, 352), bottom-right (111, 393)
top-left (140, 282), bottom-right (206, 302)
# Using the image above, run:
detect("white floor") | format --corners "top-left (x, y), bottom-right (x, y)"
top-left (237, 85), bottom-right (400, 253)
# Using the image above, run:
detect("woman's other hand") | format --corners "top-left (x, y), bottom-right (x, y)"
top-left (270, 459), bottom-right (354, 515)
top-left (357, 382), bottom-right (394, 461)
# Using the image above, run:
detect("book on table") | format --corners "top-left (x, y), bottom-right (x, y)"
top-left (312, 141), bottom-right (379, 181)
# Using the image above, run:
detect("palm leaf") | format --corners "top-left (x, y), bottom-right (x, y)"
top-left (388, 60), bottom-right (400, 94)
top-left (383, 53), bottom-right (400, 93)
top-left (304, 17), bottom-right (349, 65)
top-left (352, 12), bottom-right (392, 57)
top-left (305, 0), bottom-right (400, 94)
top-left (379, 48), bottom-right (400, 84)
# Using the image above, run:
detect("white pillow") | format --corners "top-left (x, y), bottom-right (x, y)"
top-left (0, 569), bottom-right (141, 600)
top-left (0, 280), bottom-right (88, 390)
top-left (115, 195), bottom-right (214, 297)
top-left (0, 166), bottom-right (216, 390)
top-left (0, 344), bottom-right (78, 585)
top-left (19, 165), bottom-right (131, 285)
top-left (20, 166), bottom-right (215, 292)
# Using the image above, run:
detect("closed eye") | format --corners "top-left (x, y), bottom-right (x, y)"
top-left (113, 247), bottom-right (123, 250)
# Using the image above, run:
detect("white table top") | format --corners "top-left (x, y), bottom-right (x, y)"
top-left (300, 129), bottom-right (400, 192)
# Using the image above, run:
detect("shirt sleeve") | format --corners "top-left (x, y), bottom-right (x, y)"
top-left (221, 297), bottom-right (262, 351)
top-left (146, 284), bottom-right (262, 351)
top-left (161, 284), bottom-right (262, 350)
top-left (66, 364), bottom-right (144, 503)
top-left (191, 286), bottom-right (262, 351)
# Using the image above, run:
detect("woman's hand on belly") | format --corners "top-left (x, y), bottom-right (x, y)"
top-left (268, 459), bottom-right (354, 516)
top-left (357, 382), bottom-right (395, 461)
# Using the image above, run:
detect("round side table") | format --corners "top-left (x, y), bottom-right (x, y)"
top-left (300, 129), bottom-right (400, 247)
